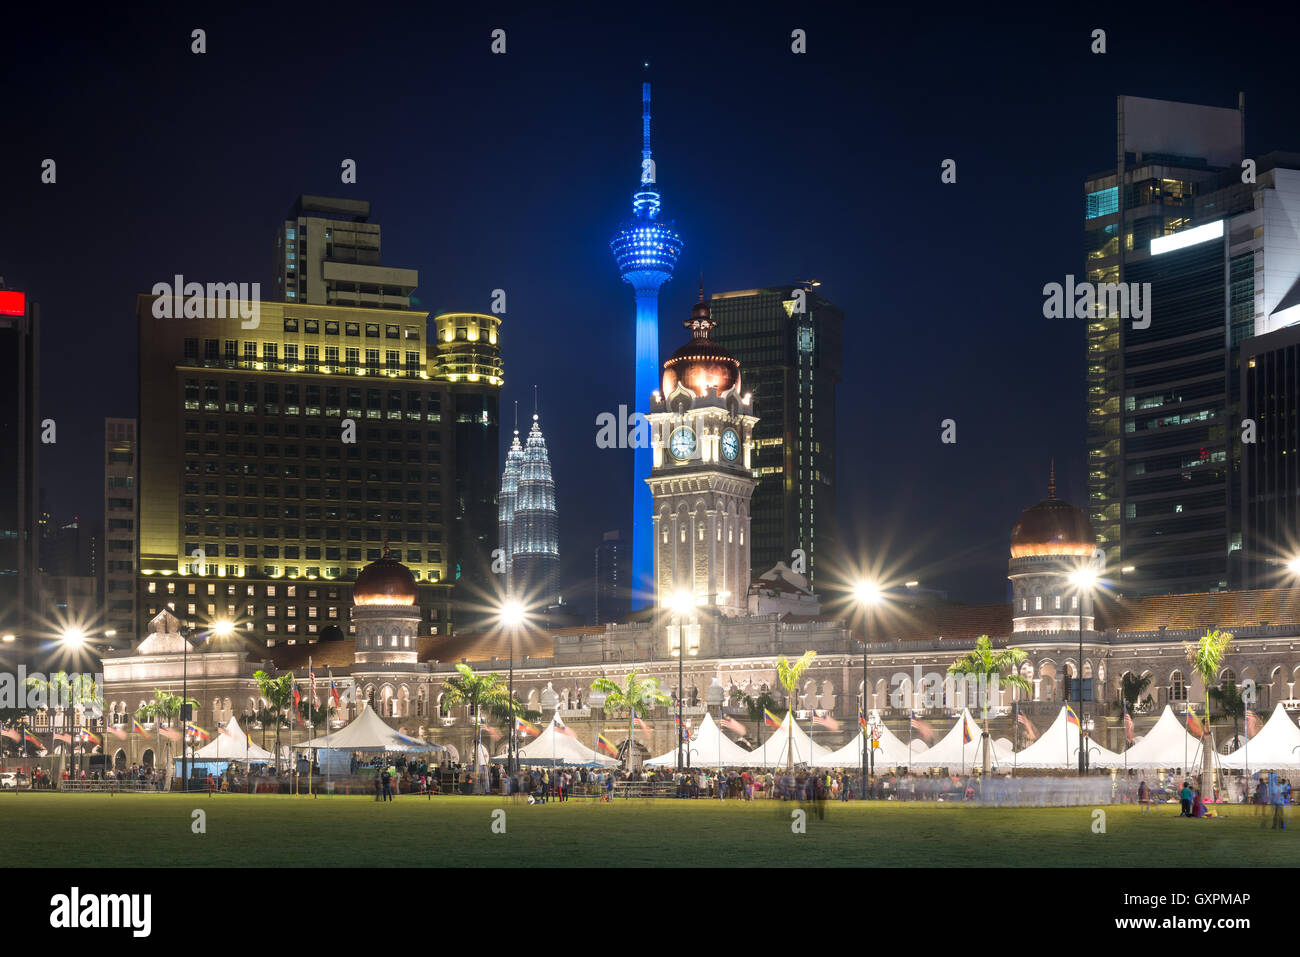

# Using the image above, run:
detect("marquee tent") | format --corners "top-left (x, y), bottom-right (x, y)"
top-left (910, 710), bottom-right (1014, 770)
top-left (495, 714), bottom-right (617, 767)
top-left (646, 713), bottom-right (754, 767)
top-left (1220, 703), bottom-right (1300, 770)
top-left (1118, 705), bottom-right (1202, 769)
top-left (814, 721), bottom-right (912, 768)
top-left (745, 712), bottom-right (833, 767)
top-left (191, 717), bottom-right (274, 762)
top-left (1009, 706), bottom-right (1125, 769)
top-left (293, 703), bottom-right (443, 754)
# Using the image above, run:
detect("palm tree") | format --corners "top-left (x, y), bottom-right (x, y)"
top-left (136, 689), bottom-right (199, 778)
top-left (1121, 672), bottom-right (1154, 714)
top-left (590, 670), bottom-right (670, 771)
top-left (731, 687), bottom-right (780, 747)
top-left (241, 706), bottom-right (283, 753)
top-left (1209, 678), bottom-right (1247, 751)
top-left (776, 651), bottom-right (817, 769)
top-left (253, 671), bottom-right (296, 773)
top-left (1185, 628), bottom-right (1234, 797)
top-left (441, 664), bottom-right (513, 775)
top-left (947, 635), bottom-right (1032, 772)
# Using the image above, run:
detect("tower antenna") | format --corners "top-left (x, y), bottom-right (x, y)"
top-left (1049, 459), bottom-right (1056, 498)
top-left (514, 400), bottom-right (518, 433)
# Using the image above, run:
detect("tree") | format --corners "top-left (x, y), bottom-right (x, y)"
top-left (241, 706), bottom-right (284, 753)
top-left (441, 664), bottom-right (513, 776)
top-left (947, 635), bottom-right (1032, 772)
top-left (1121, 672), bottom-right (1154, 714)
top-left (731, 687), bottom-right (779, 746)
top-left (591, 670), bottom-right (670, 771)
top-left (1184, 628), bottom-right (1234, 798)
top-left (136, 689), bottom-right (199, 778)
top-left (1209, 678), bottom-right (1247, 750)
top-left (776, 651), bottom-right (817, 770)
top-left (253, 671), bottom-right (296, 773)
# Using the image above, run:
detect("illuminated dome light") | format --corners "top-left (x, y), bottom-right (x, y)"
top-left (353, 547), bottom-right (418, 606)
top-left (660, 297), bottom-right (741, 397)
top-left (1009, 468), bottom-right (1096, 558)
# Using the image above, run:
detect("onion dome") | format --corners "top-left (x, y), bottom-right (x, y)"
top-left (1009, 465), bottom-right (1095, 558)
top-left (352, 546), bottom-right (417, 606)
top-left (661, 293), bottom-right (740, 398)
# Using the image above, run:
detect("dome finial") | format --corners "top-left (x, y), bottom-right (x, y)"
top-left (1048, 459), bottom-right (1056, 498)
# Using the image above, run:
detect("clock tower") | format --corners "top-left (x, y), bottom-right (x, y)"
top-left (647, 291), bottom-right (758, 616)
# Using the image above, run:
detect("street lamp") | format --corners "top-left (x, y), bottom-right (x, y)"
top-left (1068, 566), bottom-right (1098, 776)
top-left (500, 600), bottom-right (526, 776)
top-left (61, 628), bottom-right (87, 779)
top-left (668, 590), bottom-right (695, 771)
top-left (176, 619), bottom-right (233, 791)
top-left (854, 580), bottom-right (883, 800)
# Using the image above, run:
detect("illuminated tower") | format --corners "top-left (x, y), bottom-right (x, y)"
top-left (611, 78), bottom-right (683, 606)
top-left (509, 414), bottom-right (560, 606)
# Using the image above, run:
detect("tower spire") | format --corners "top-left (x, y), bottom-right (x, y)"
top-left (1048, 459), bottom-right (1056, 498)
top-left (631, 77), bottom-right (662, 220)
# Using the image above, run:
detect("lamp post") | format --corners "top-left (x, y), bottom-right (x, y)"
top-left (175, 619), bottom-right (234, 792)
top-left (1068, 566), bottom-right (1098, 777)
top-left (500, 601), bottom-right (525, 776)
top-left (668, 591), bottom-right (695, 772)
top-left (854, 581), bottom-right (882, 801)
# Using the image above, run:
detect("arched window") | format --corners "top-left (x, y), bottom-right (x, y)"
top-left (1170, 671), bottom-right (1187, 702)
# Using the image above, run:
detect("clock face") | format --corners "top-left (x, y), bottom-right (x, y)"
top-left (669, 427), bottom-right (697, 460)
top-left (721, 428), bottom-right (740, 461)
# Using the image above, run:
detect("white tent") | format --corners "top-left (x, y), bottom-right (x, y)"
top-left (499, 714), bottom-right (617, 767)
top-left (815, 722), bottom-right (912, 768)
top-left (1119, 705), bottom-right (1202, 769)
top-left (1009, 706), bottom-right (1125, 769)
top-left (191, 717), bottom-right (274, 762)
top-left (645, 713), bottom-right (754, 767)
top-left (1221, 703), bottom-right (1300, 770)
top-left (293, 704), bottom-right (443, 753)
top-left (910, 710), bottom-right (1014, 770)
top-left (745, 712), bottom-right (833, 767)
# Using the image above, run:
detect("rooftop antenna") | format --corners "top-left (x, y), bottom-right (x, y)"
top-left (533, 384), bottom-right (539, 419)
top-left (1049, 459), bottom-right (1057, 498)
top-left (514, 400), bottom-right (519, 435)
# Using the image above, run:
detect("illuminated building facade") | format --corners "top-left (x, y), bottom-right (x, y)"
top-left (500, 414), bottom-right (559, 606)
top-left (647, 295), bottom-right (757, 615)
top-left (0, 287), bottom-right (39, 652)
top-left (709, 285), bottom-right (842, 587)
top-left (103, 417), bottom-right (139, 640)
top-left (610, 80), bottom-right (683, 606)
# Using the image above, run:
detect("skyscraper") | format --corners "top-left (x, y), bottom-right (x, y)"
top-left (499, 414), bottom-right (559, 606)
top-left (103, 417), bottom-right (139, 640)
top-left (610, 79), bottom-right (683, 607)
top-left (593, 529), bottom-right (630, 624)
top-left (709, 285), bottom-right (843, 587)
top-left (0, 285), bottom-right (39, 652)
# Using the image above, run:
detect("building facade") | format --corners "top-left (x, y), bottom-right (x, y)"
top-left (593, 530), bottom-right (630, 624)
top-left (709, 285), bottom-right (842, 587)
top-left (103, 418), bottom-right (139, 640)
top-left (0, 287), bottom-right (39, 652)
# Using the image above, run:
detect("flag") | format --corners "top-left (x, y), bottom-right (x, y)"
top-left (910, 713), bottom-right (934, 742)
top-left (764, 708), bottom-right (782, 729)
top-left (515, 716), bottom-right (539, 738)
top-left (0, 727), bottom-right (19, 743)
top-left (329, 671), bottom-right (340, 707)
top-left (554, 716), bottom-right (577, 739)
top-left (130, 717), bottom-right (146, 734)
top-left (54, 732), bottom-right (72, 744)
top-left (1123, 701), bottom-right (1134, 743)
top-left (292, 679), bottom-right (302, 724)
top-left (79, 729), bottom-right (101, 747)
top-left (1016, 710), bottom-right (1039, 743)
top-left (721, 715), bottom-right (745, 735)
top-left (1246, 708), bottom-right (1261, 739)
top-left (186, 722), bottom-right (210, 741)
top-left (160, 727), bottom-right (181, 742)
top-left (634, 715), bottom-right (651, 737)
top-left (1185, 707), bottom-right (1203, 739)
top-left (309, 658), bottom-right (317, 703)
top-left (1064, 705), bottom-right (1080, 728)
top-left (596, 733), bottom-right (618, 756)
top-left (218, 723), bottom-right (233, 738)
top-left (23, 730), bottom-right (42, 748)
top-left (962, 716), bottom-right (973, 744)
top-left (858, 709), bottom-right (868, 732)
top-left (812, 711), bottom-right (841, 732)
top-left (107, 726), bottom-right (127, 740)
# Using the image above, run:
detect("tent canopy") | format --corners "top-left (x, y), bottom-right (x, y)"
top-left (1221, 703), bottom-right (1300, 770)
top-left (745, 712), bottom-right (833, 767)
top-left (1011, 706), bottom-right (1125, 769)
top-left (293, 704), bottom-right (444, 753)
top-left (1119, 705), bottom-right (1202, 769)
top-left (494, 714), bottom-right (617, 767)
top-left (191, 717), bottom-right (274, 762)
top-left (910, 710), bottom-right (1014, 770)
top-left (646, 713), bottom-right (754, 767)
top-left (815, 720), bottom-right (912, 769)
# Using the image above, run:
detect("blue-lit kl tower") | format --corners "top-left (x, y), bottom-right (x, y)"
top-left (610, 78), bottom-right (683, 608)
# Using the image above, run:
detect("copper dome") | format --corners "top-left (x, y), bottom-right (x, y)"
top-left (353, 549), bottom-right (417, 606)
top-left (660, 298), bottom-right (740, 398)
top-left (1010, 496), bottom-right (1096, 558)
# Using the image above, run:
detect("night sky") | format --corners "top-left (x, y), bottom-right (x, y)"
top-left (6, 3), bottom-right (1300, 612)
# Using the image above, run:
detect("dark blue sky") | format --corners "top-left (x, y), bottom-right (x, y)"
top-left (6, 2), bottom-right (1300, 610)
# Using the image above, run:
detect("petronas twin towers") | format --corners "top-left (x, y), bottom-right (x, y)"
top-left (498, 413), bottom-right (560, 605)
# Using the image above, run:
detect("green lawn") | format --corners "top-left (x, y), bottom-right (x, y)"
top-left (0, 794), bottom-right (1291, 867)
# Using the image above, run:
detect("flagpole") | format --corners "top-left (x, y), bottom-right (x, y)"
top-left (1012, 703), bottom-right (1018, 778)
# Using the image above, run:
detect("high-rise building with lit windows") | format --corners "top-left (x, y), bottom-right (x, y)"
top-left (0, 285), bottom-right (39, 652)
top-left (708, 285), bottom-right (842, 588)
top-left (610, 79), bottom-right (683, 606)
top-left (135, 295), bottom-right (501, 643)
top-left (103, 418), bottom-right (139, 641)
top-left (498, 414), bottom-right (559, 607)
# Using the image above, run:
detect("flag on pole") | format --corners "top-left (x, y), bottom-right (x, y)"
top-left (858, 709), bottom-right (868, 732)
top-left (107, 725), bottom-right (127, 740)
top-left (763, 708), bottom-right (782, 729)
top-left (79, 729), bottom-right (101, 747)
top-left (910, 713), bottom-right (934, 742)
top-left (292, 679), bottom-right (302, 724)
top-left (1017, 709), bottom-right (1039, 742)
top-left (130, 717), bottom-right (147, 734)
top-left (596, 733), bottom-right (618, 756)
top-left (1185, 707), bottom-right (1203, 739)
top-left (329, 671), bottom-right (340, 708)
top-left (720, 715), bottom-right (745, 735)
top-left (962, 715), bottom-right (973, 744)
top-left (555, 715), bottom-right (577, 739)
top-left (185, 722), bottom-right (210, 741)
top-left (515, 716), bottom-right (540, 738)
top-left (813, 711), bottom-right (841, 732)
top-left (23, 730), bottom-right (42, 748)
top-left (53, 732), bottom-right (72, 744)
top-left (1123, 701), bottom-right (1134, 743)
top-left (1064, 705), bottom-right (1080, 728)
top-left (1246, 708), bottom-right (1261, 739)
top-left (0, 727), bottom-right (19, 742)
top-left (634, 715), bottom-right (651, 737)
top-left (309, 658), bottom-right (317, 703)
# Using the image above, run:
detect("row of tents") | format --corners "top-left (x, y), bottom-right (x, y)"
top-left (190, 701), bottom-right (1300, 772)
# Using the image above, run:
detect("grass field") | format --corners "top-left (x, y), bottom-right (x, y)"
top-left (0, 794), bottom-right (1292, 867)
